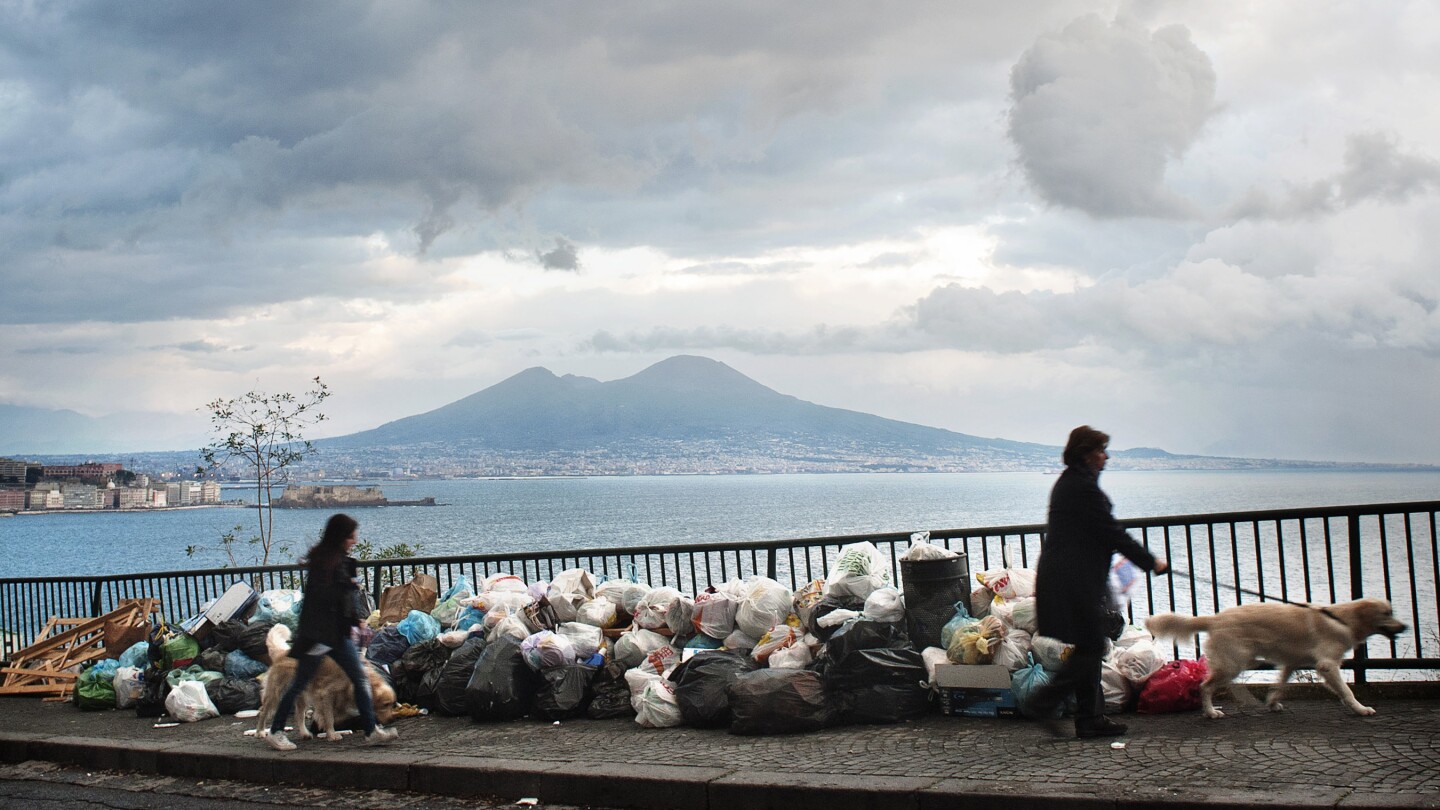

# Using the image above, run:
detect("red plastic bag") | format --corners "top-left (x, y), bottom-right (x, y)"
top-left (1136, 658), bottom-right (1208, 714)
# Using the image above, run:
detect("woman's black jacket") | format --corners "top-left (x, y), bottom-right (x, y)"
top-left (1034, 464), bottom-right (1157, 645)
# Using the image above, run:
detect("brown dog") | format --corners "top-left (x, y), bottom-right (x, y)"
top-left (255, 625), bottom-right (397, 741)
top-left (1147, 597), bottom-right (1405, 718)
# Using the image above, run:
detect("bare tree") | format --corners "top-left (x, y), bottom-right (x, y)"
top-left (199, 377), bottom-right (330, 565)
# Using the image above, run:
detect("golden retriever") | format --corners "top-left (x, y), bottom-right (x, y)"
top-left (1147, 597), bottom-right (1406, 718)
top-left (256, 625), bottom-right (397, 741)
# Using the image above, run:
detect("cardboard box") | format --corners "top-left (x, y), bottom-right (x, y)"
top-left (186, 582), bottom-right (260, 637)
top-left (934, 663), bottom-right (1019, 718)
top-left (205, 581), bottom-right (258, 625)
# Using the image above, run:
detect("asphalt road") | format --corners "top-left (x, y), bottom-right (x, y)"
top-left (0, 760), bottom-right (598, 810)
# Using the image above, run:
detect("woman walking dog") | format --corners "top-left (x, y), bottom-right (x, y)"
top-left (1030, 426), bottom-right (1168, 738)
top-left (263, 513), bottom-right (399, 751)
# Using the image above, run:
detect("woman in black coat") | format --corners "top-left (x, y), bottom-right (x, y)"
top-left (264, 513), bottom-right (398, 751)
top-left (1031, 426), bottom-right (1167, 738)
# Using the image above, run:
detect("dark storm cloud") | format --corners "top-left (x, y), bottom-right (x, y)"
top-left (0, 1), bottom-right (1067, 325)
top-left (538, 238), bottom-right (581, 272)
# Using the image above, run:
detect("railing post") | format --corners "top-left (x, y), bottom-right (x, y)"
top-left (1348, 511), bottom-right (1367, 684)
top-left (89, 580), bottom-right (103, 617)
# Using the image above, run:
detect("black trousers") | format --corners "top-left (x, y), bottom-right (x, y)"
top-left (1033, 638), bottom-right (1106, 725)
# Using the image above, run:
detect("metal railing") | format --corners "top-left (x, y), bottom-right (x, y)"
top-left (3, 500), bottom-right (1437, 681)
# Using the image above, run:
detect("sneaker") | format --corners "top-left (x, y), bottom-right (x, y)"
top-left (265, 731), bottom-right (297, 752)
top-left (363, 725), bottom-right (398, 746)
top-left (1075, 717), bottom-right (1128, 739)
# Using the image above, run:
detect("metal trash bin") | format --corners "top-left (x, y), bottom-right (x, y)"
top-left (900, 554), bottom-right (970, 651)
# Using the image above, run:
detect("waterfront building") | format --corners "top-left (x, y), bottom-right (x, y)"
top-left (60, 482), bottom-right (104, 509)
top-left (0, 457), bottom-right (27, 484)
top-left (113, 488), bottom-right (150, 510)
top-left (0, 488), bottom-right (23, 512)
top-left (41, 462), bottom-right (123, 480)
top-left (26, 488), bottom-right (62, 510)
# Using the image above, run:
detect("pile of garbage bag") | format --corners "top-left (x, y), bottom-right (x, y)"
top-left (64, 542), bottom-right (1202, 734)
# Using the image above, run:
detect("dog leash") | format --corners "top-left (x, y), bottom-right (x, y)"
top-left (1164, 565), bottom-right (1346, 626)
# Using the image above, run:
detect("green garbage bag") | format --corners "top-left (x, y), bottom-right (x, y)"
top-left (165, 664), bottom-right (224, 690)
top-left (75, 660), bottom-right (120, 711)
top-left (160, 632), bottom-right (201, 670)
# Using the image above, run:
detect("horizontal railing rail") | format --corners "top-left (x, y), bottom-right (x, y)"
top-left (2, 500), bottom-right (1436, 681)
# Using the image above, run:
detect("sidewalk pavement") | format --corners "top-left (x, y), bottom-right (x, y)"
top-left (1, 687), bottom-right (1437, 810)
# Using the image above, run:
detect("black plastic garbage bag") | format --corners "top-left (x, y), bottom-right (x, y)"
top-left (434, 636), bottom-right (488, 716)
top-left (668, 650), bottom-right (760, 728)
top-left (208, 619), bottom-right (248, 652)
top-left (585, 670), bottom-right (635, 720)
top-left (134, 668), bottom-right (171, 718)
top-left (815, 619), bottom-right (912, 677)
top-left (365, 627), bottom-right (411, 667)
top-left (466, 636), bottom-right (540, 722)
top-left (392, 638), bottom-right (453, 705)
top-left (238, 621), bottom-right (276, 664)
top-left (195, 648), bottom-right (228, 673)
top-left (822, 647), bottom-right (928, 691)
top-left (839, 682), bottom-right (934, 725)
top-left (727, 669), bottom-right (837, 736)
top-left (808, 596), bottom-right (866, 641)
top-left (531, 663), bottom-right (597, 721)
top-left (206, 677), bottom-right (262, 714)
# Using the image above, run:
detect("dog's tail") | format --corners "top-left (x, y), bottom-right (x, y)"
top-left (265, 623), bottom-right (293, 663)
top-left (1146, 612), bottom-right (1216, 639)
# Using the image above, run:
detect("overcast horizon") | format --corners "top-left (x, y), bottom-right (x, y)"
top-left (2, 2), bottom-right (1438, 464)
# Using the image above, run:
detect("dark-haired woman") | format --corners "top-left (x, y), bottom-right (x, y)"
top-left (264, 513), bottom-right (398, 751)
top-left (1031, 426), bottom-right (1167, 738)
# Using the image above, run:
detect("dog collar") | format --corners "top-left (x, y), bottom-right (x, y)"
top-left (1315, 605), bottom-right (1346, 626)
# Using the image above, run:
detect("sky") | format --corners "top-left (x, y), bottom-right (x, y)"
top-left (1, 1), bottom-right (1438, 464)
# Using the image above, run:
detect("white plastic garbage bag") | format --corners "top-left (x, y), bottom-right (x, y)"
top-left (1101, 659), bottom-right (1133, 711)
top-left (576, 598), bottom-right (619, 628)
top-left (992, 628), bottom-right (1034, 673)
top-left (633, 586), bottom-right (682, 631)
top-left (975, 567), bottom-right (1037, 600)
top-left (900, 532), bottom-right (960, 561)
top-left (625, 668), bottom-right (683, 728)
top-left (165, 679), bottom-right (219, 722)
top-left (768, 641), bottom-right (813, 670)
top-left (547, 569), bottom-right (596, 623)
top-left (824, 542), bottom-right (892, 601)
top-left (556, 622), bottom-right (603, 660)
top-left (113, 666), bottom-right (143, 709)
top-left (863, 587), bottom-right (905, 623)
top-left (735, 576), bottom-right (793, 639)
top-left (989, 596), bottom-right (1038, 634)
top-left (1110, 637), bottom-right (1166, 685)
top-left (692, 591), bottom-right (738, 639)
top-left (613, 628), bottom-right (671, 669)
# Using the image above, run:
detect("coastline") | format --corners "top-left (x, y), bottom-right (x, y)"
top-left (5, 503), bottom-right (243, 517)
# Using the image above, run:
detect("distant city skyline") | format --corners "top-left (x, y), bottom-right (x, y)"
top-left (2, 3), bottom-right (1438, 465)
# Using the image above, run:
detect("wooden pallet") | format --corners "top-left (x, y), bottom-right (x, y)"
top-left (0, 598), bottom-right (160, 701)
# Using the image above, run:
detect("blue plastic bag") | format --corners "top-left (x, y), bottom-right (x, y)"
top-left (224, 649), bottom-right (268, 680)
top-left (1011, 655), bottom-right (1073, 719)
top-left (938, 601), bottom-right (974, 650)
top-left (397, 609), bottom-right (441, 644)
top-left (119, 640), bottom-right (149, 669)
top-left (440, 575), bottom-right (473, 603)
top-left (455, 605), bottom-right (486, 632)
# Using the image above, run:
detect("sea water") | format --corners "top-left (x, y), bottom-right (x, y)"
top-left (1, 470), bottom-right (1436, 578)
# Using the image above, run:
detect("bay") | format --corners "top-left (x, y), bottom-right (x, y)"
top-left (1, 470), bottom-right (1437, 578)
